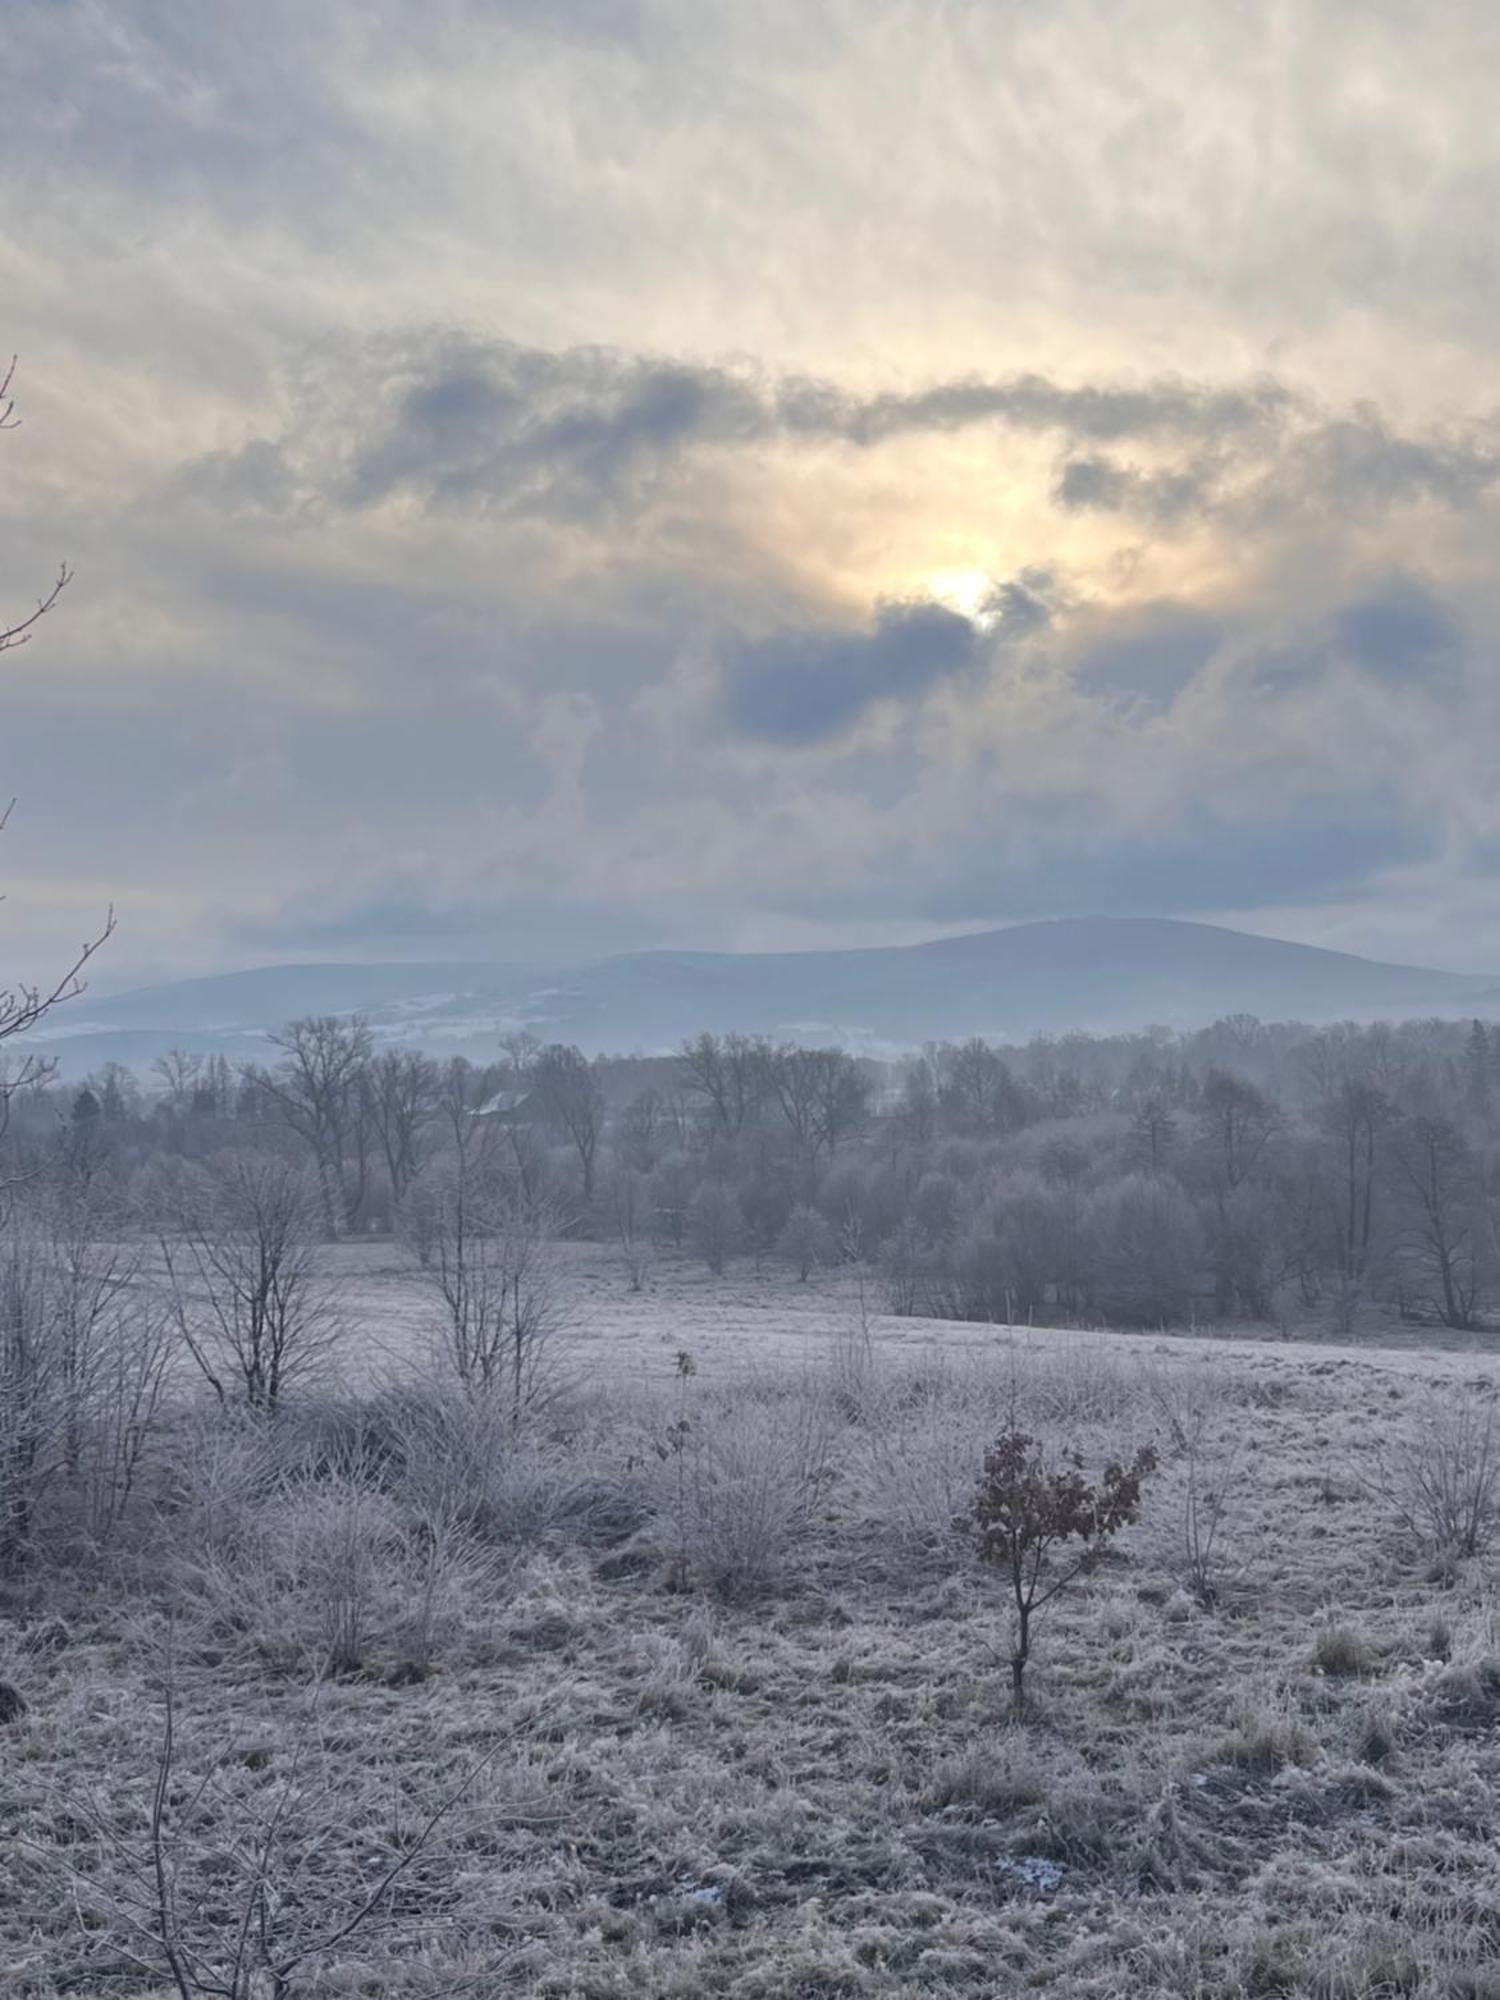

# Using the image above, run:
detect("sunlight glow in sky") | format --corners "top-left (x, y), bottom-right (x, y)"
top-left (5, 1), bottom-right (1500, 979)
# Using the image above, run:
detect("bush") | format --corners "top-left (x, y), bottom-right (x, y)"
top-left (167, 1403), bottom-right (515, 1677)
top-left (777, 1204), bottom-right (835, 1281)
top-left (856, 1377), bottom-right (993, 1547)
top-left (650, 1385), bottom-right (834, 1597)
top-left (689, 1184), bottom-right (743, 1275)
top-left (1367, 1396), bottom-right (1500, 1559)
top-left (1088, 1173), bottom-right (1201, 1327)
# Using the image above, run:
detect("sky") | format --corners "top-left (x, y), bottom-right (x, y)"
top-left (5, 0), bottom-right (1500, 984)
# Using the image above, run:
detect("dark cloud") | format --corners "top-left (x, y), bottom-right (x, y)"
top-left (1335, 576), bottom-right (1464, 692)
top-left (186, 329), bottom-right (1500, 552)
top-left (1055, 420), bottom-right (1500, 532)
top-left (209, 338), bottom-right (1319, 526)
top-left (1054, 454), bottom-right (1214, 521)
top-left (340, 342), bottom-right (1263, 519)
top-left (347, 346), bottom-right (766, 515)
top-left (985, 577), bottom-right (1053, 634)
top-left (1293, 418), bottom-right (1500, 512)
top-left (722, 601), bottom-right (983, 744)
top-left (1055, 457), bottom-right (1134, 511)
top-left (779, 373), bottom-right (1295, 449)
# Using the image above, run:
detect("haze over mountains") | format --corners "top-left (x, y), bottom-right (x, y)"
top-left (24, 918), bottom-right (1500, 1077)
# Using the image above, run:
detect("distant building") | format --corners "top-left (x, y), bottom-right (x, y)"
top-left (468, 1087), bottom-right (534, 1123)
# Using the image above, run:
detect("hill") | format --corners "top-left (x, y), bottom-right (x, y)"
top-left (25, 917), bottom-right (1499, 1073)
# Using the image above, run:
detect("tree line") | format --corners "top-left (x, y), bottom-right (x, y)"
top-left (10, 1009), bottom-right (1500, 1337)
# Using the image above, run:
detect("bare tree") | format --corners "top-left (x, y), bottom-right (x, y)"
top-left (765, 1045), bottom-right (867, 1180)
top-left (0, 360), bottom-right (70, 659)
top-left (0, 1174), bottom-right (168, 1570)
top-left (408, 1157), bottom-right (569, 1422)
top-left (609, 1166), bottom-right (656, 1291)
top-left (152, 1049), bottom-right (204, 1113)
top-left (679, 1031), bottom-right (771, 1140)
top-left (44, 1169), bottom-right (171, 1549)
top-left (934, 1038), bottom-right (1029, 1136)
top-left (534, 1043), bottom-right (604, 1204)
top-left (1196, 1068), bottom-right (1279, 1193)
top-left (368, 1047), bottom-right (439, 1211)
top-left (434, 1054), bottom-right (502, 1172)
top-left (1388, 1114), bottom-right (1484, 1329)
top-left (161, 1151), bottom-right (339, 1412)
top-left (1301, 1029), bottom-right (1389, 1295)
top-left (1127, 1091), bottom-right (1177, 1174)
top-left (258, 1017), bottom-right (374, 1235)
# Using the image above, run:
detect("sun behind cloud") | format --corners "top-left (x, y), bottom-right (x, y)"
top-left (920, 568), bottom-right (997, 622)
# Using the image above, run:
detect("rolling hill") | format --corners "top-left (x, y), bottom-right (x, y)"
top-left (24, 918), bottom-right (1500, 1075)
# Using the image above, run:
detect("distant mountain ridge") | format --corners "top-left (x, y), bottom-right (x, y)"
top-left (26, 917), bottom-right (1500, 1075)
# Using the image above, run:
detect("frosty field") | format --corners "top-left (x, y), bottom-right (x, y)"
top-left (7, 1250), bottom-right (1500, 1997)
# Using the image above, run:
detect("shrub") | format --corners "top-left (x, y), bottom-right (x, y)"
top-left (1144, 1364), bottom-right (1238, 1608)
top-left (777, 1204), bottom-right (835, 1281)
top-left (963, 1429), bottom-right (1157, 1717)
top-left (1367, 1396), bottom-right (1500, 1559)
top-left (878, 1218), bottom-right (929, 1316)
top-left (1087, 1173), bottom-right (1201, 1328)
top-left (689, 1184), bottom-right (743, 1275)
top-left (652, 1386), bottom-right (835, 1597)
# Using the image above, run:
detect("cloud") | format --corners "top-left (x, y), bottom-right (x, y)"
top-left (10, 0), bottom-right (1500, 985)
top-left (230, 885), bottom-right (658, 965)
top-left (779, 374), bottom-right (1296, 449)
top-left (1073, 612), bottom-right (1222, 711)
top-left (1054, 455), bottom-right (1216, 522)
top-left (208, 339), bottom-right (1329, 519)
top-left (192, 339), bottom-right (1313, 528)
top-left (981, 796), bottom-right (1444, 922)
top-left (721, 601), bottom-right (983, 744)
top-left (985, 578), bottom-right (1053, 635)
top-left (184, 329), bottom-right (1500, 586)
top-left (769, 784), bottom-right (1446, 932)
top-left (345, 345), bottom-right (767, 516)
top-left (1335, 576), bottom-right (1464, 693)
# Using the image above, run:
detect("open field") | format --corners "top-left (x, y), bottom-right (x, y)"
top-left (7, 1256), bottom-right (1500, 1997)
top-left (321, 1237), bottom-right (1500, 1387)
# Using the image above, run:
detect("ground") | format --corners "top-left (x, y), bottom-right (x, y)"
top-left (5, 1248), bottom-right (1500, 1996)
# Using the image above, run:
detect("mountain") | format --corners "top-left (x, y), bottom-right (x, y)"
top-left (23, 918), bottom-right (1500, 1076)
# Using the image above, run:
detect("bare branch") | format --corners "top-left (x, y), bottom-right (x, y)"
top-left (0, 561), bottom-right (71, 655)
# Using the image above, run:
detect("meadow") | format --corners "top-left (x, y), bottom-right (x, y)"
top-left (5, 1250), bottom-right (1500, 1998)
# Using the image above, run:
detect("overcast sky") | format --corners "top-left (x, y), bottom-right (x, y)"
top-left (6, 0), bottom-right (1500, 983)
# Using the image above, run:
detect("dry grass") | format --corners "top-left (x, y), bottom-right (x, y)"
top-left (6, 1262), bottom-right (1500, 1995)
